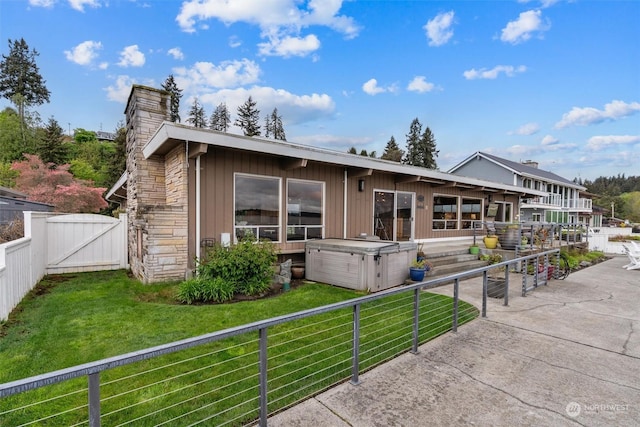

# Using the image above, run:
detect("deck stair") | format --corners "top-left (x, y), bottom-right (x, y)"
top-left (419, 240), bottom-right (489, 282)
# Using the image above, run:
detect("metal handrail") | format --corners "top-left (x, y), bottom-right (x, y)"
top-left (0, 248), bottom-right (560, 426)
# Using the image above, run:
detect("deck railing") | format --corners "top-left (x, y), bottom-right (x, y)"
top-left (0, 249), bottom-right (558, 427)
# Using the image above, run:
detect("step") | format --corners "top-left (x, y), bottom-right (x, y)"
top-left (428, 259), bottom-right (488, 280)
top-left (427, 253), bottom-right (480, 267)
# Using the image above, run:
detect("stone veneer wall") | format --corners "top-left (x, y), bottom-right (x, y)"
top-left (125, 85), bottom-right (189, 283)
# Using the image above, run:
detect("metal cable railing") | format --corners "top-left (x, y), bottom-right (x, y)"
top-left (0, 249), bottom-right (559, 427)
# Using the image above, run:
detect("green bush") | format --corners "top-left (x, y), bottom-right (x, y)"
top-left (177, 233), bottom-right (278, 304)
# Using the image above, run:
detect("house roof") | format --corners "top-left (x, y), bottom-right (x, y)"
top-left (0, 186), bottom-right (27, 199)
top-left (117, 122), bottom-right (546, 198)
top-left (449, 151), bottom-right (585, 190)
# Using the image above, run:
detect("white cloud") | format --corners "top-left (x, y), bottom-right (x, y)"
top-left (511, 122), bottom-right (540, 135)
top-left (555, 100), bottom-right (640, 128)
top-left (64, 40), bottom-right (102, 66)
top-left (407, 76), bottom-right (436, 93)
top-left (518, 0), bottom-right (560, 8)
top-left (258, 34), bottom-right (320, 57)
top-left (541, 134), bottom-right (558, 145)
top-left (117, 45), bottom-right (145, 67)
top-left (168, 47), bottom-right (184, 60)
top-left (463, 65), bottom-right (526, 80)
top-left (229, 35), bottom-right (242, 48)
top-left (68, 0), bottom-right (101, 12)
top-left (173, 59), bottom-right (261, 92)
top-left (197, 86), bottom-right (335, 126)
top-left (586, 135), bottom-right (640, 151)
top-left (176, 0), bottom-right (359, 58)
top-left (28, 0), bottom-right (55, 7)
top-left (505, 144), bottom-right (537, 156)
top-left (362, 78), bottom-right (393, 95)
top-left (500, 10), bottom-right (549, 44)
top-left (424, 11), bottom-right (455, 47)
top-left (105, 75), bottom-right (136, 103)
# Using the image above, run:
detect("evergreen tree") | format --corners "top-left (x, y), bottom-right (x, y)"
top-left (38, 116), bottom-right (67, 166)
top-left (264, 107), bottom-right (286, 141)
top-left (0, 38), bottom-right (50, 123)
top-left (402, 118), bottom-right (422, 166)
top-left (419, 126), bottom-right (439, 169)
top-left (347, 147), bottom-right (357, 154)
top-left (210, 102), bottom-right (231, 132)
top-left (402, 118), bottom-right (438, 169)
top-left (186, 97), bottom-right (207, 128)
top-left (380, 136), bottom-right (404, 162)
top-left (234, 96), bottom-right (261, 136)
top-left (161, 74), bottom-right (182, 123)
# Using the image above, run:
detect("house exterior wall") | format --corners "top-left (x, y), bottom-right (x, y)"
top-left (452, 159), bottom-right (515, 186)
top-left (125, 85), bottom-right (189, 283)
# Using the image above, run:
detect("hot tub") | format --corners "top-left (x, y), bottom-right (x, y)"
top-left (305, 239), bottom-right (417, 292)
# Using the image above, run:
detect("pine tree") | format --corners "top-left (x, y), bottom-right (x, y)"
top-left (38, 117), bottom-right (67, 166)
top-left (420, 126), bottom-right (439, 169)
top-left (234, 96), bottom-right (261, 137)
top-left (0, 39), bottom-right (50, 123)
top-left (210, 102), bottom-right (231, 132)
top-left (402, 118), bottom-right (422, 166)
top-left (161, 74), bottom-right (182, 123)
top-left (264, 108), bottom-right (286, 141)
top-left (402, 118), bottom-right (438, 169)
top-left (347, 147), bottom-right (357, 154)
top-left (380, 136), bottom-right (404, 162)
top-left (186, 97), bottom-right (207, 128)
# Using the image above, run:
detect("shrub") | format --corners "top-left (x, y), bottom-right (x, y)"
top-left (0, 219), bottom-right (24, 243)
top-left (177, 276), bottom-right (236, 304)
top-left (177, 233), bottom-right (278, 304)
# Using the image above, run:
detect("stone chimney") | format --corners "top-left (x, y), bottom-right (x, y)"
top-left (125, 85), bottom-right (189, 283)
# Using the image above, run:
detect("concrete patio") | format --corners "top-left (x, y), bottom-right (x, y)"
top-left (266, 255), bottom-right (640, 426)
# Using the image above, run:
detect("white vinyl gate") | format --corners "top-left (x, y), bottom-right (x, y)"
top-left (46, 214), bottom-right (128, 274)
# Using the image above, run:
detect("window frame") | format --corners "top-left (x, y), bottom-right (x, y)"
top-left (233, 173), bottom-right (282, 243)
top-left (286, 178), bottom-right (325, 242)
top-left (432, 194), bottom-right (459, 231)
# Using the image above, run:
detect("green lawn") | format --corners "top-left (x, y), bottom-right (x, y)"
top-left (0, 270), bottom-right (478, 426)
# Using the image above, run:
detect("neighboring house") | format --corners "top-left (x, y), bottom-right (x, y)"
top-left (448, 152), bottom-right (598, 227)
top-left (107, 86), bottom-right (545, 283)
top-left (0, 186), bottom-right (54, 225)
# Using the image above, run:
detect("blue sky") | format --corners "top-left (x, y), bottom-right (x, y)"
top-left (1, 0), bottom-right (638, 181)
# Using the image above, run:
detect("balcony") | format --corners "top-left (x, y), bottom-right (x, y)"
top-left (522, 195), bottom-right (592, 212)
top-left (563, 198), bottom-right (592, 210)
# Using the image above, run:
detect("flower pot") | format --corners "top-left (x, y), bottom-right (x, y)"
top-left (483, 236), bottom-right (498, 249)
top-left (409, 267), bottom-right (426, 281)
top-left (291, 265), bottom-right (305, 279)
top-left (497, 227), bottom-right (519, 250)
top-left (469, 245), bottom-right (480, 255)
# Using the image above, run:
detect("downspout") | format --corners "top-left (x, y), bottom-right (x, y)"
top-left (195, 154), bottom-right (201, 262)
top-left (343, 169), bottom-right (348, 239)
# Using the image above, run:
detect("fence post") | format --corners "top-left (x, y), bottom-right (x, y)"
top-left (504, 265), bottom-right (510, 306)
top-left (452, 279), bottom-right (459, 332)
top-left (259, 327), bottom-right (268, 427)
top-left (481, 271), bottom-right (487, 318)
top-left (411, 288), bottom-right (420, 354)
top-left (521, 258), bottom-right (528, 297)
top-left (350, 304), bottom-right (361, 385)
top-left (88, 372), bottom-right (101, 427)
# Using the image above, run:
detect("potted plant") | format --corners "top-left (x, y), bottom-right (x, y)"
top-left (469, 243), bottom-right (480, 255)
top-left (483, 234), bottom-right (498, 249)
top-left (496, 223), bottom-right (520, 250)
top-left (409, 259), bottom-right (432, 281)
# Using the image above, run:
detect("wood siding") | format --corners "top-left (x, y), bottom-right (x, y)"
top-left (188, 147), bottom-right (521, 263)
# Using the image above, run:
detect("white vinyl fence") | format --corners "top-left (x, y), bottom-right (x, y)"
top-left (588, 227), bottom-right (637, 254)
top-left (0, 212), bottom-right (128, 321)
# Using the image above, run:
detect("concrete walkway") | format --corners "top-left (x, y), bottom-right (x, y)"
top-left (267, 256), bottom-right (640, 426)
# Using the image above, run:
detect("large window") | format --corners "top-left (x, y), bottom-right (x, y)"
top-left (461, 198), bottom-right (482, 229)
top-left (234, 174), bottom-right (281, 242)
top-left (287, 179), bottom-right (324, 241)
top-left (433, 196), bottom-right (458, 230)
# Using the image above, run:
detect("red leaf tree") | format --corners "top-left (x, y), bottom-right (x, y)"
top-left (12, 154), bottom-right (107, 213)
